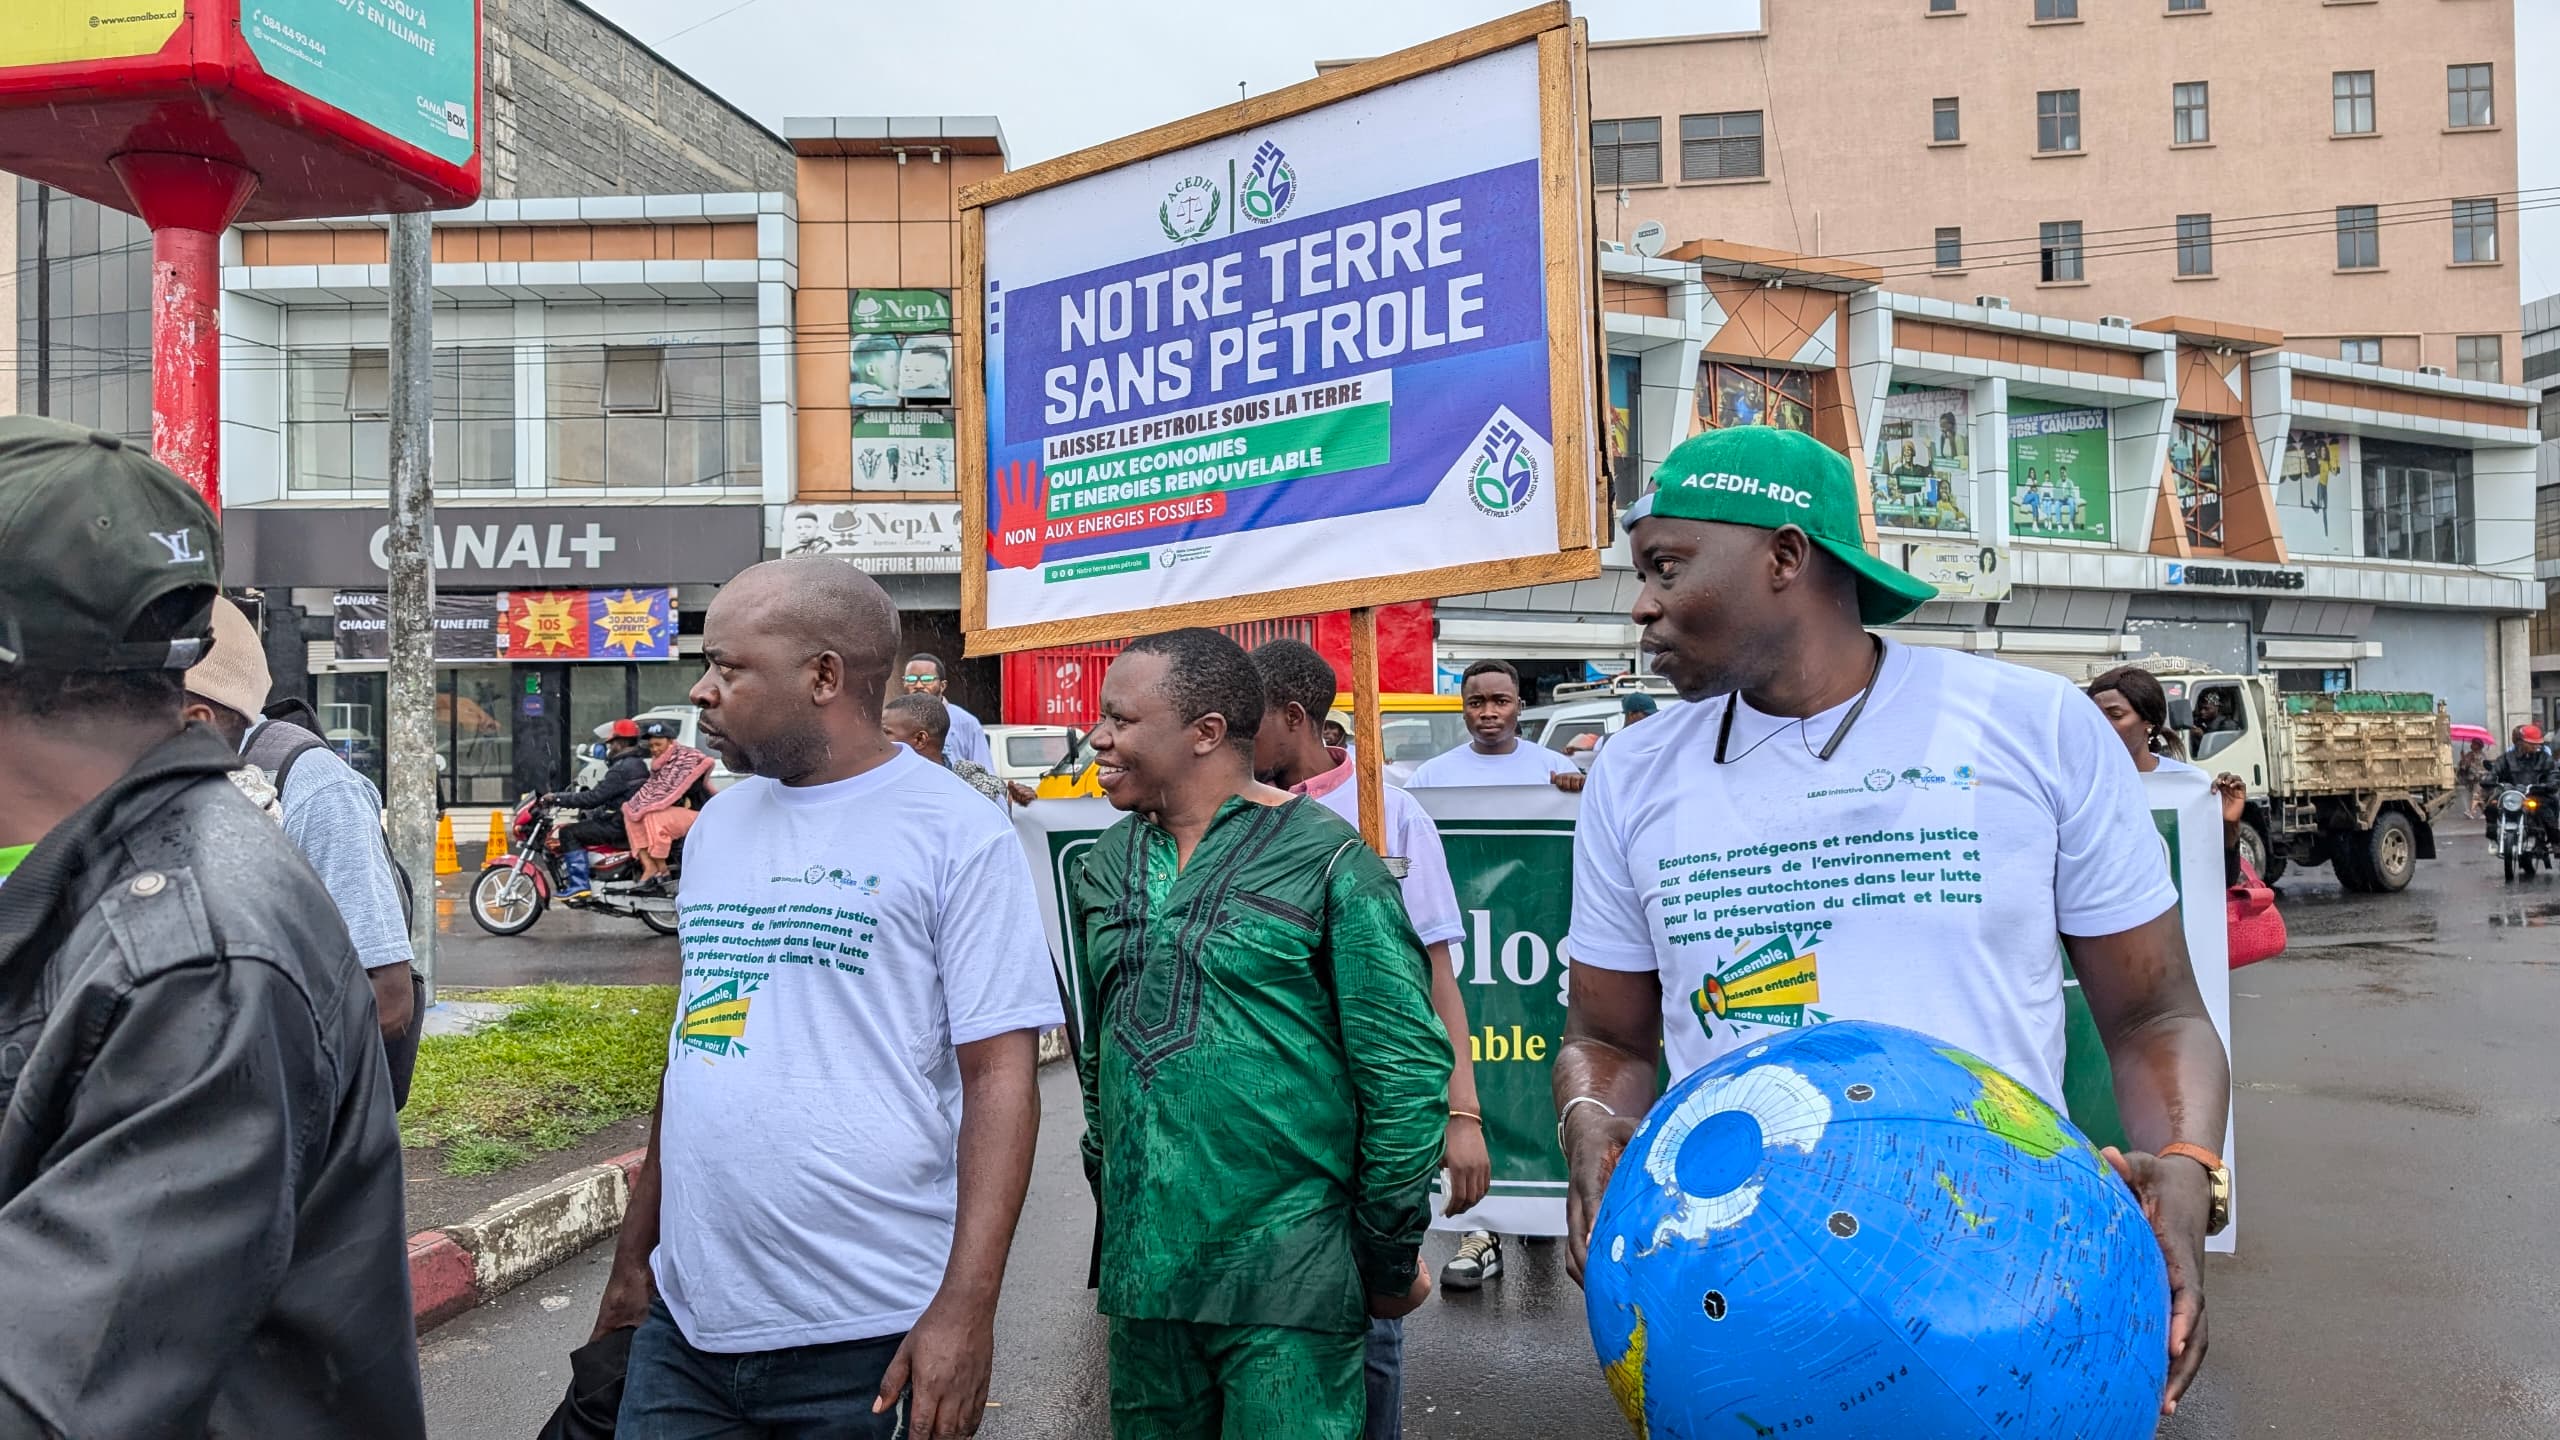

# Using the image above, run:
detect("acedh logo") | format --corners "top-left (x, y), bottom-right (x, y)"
top-left (1159, 176), bottom-right (1221, 244)
top-left (1467, 419), bottom-right (1539, 519)
top-left (1240, 142), bottom-right (1297, 224)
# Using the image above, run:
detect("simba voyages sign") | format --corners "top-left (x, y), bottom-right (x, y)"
top-left (962, 13), bottom-right (1596, 648)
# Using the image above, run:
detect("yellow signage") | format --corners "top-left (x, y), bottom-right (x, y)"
top-left (0, 2), bottom-right (185, 70)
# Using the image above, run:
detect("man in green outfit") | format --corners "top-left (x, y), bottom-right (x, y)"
top-left (1072, 627), bottom-right (1452, 1439)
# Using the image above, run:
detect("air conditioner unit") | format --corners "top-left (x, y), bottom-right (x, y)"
top-left (1974, 294), bottom-right (2012, 311)
top-left (2098, 315), bottom-right (2135, 330)
top-left (2418, 364), bottom-right (2446, 376)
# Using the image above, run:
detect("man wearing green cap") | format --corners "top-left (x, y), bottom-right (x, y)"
top-left (1553, 425), bottom-right (2232, 1419)
top-left (0, 416), bottom-right (425, 1436)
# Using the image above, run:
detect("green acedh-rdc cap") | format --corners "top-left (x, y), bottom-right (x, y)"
top-left (1620, 425), bottom-right (1938, 626)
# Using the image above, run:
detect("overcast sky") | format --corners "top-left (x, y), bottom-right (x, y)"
top-left (590, 0), bottom-right (2559, 301)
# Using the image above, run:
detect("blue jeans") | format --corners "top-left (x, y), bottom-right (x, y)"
top-left (1364, 1316), bottom-right (1402, 1440)
top-left (618, 1296), bottom-right (908, 1439)
top-left (564, 847), bottom-right (593, 891)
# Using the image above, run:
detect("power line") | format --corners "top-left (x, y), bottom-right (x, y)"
top-left (653, 0), bottom-right (771, 46)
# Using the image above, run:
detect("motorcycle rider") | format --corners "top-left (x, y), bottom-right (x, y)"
top-left (2487, 724), bottom-right (2558, 850)
top-left (547, 719), bottom-right (650, 899)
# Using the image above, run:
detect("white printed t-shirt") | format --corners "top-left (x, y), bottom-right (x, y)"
top-left (1289, 747), bottom-right (1464, 947)
top-left (1570, 641), bottom-right (2174, 1110)
top-left (1406, 738), bottom-right (1579, 788)
top-left (654, 748), bottom-right (1062, 1351)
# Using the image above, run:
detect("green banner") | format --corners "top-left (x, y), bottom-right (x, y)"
top-left (2007, 398), bottom-right (2111, 544)
top-left (851, 289), bottom-right (952, 334)
top-left (1042, 404), bottom-right (1391, 520)
top-left (244, 0), bottom-right (477, 165)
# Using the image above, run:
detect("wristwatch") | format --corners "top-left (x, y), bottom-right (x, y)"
top-left (2158, 1142), bottom-right (2231, 1237)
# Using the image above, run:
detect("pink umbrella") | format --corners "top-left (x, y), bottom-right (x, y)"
top-left (2449, 723), bottom-right (2495, 747)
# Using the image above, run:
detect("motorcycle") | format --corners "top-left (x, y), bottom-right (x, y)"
top-left (2494, 784), bottom-right (2553, 883)
top-left (470, 794), bottom-right (682, 937)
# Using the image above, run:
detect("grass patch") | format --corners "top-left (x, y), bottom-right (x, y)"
top-left (401, 985), bottom-right (674, 1176)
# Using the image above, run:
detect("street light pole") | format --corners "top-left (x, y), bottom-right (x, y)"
top-left (386, 209), bottom-right (438, 1005)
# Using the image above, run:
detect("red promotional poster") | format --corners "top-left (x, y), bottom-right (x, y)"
top-left (500, 589), bottom-right (679, 662)
top-left (503, 591), bottom-right (592, 660)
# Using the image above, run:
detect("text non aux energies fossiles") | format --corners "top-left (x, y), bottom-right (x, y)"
top-left (1041, 199), bottom-right (1487, 426)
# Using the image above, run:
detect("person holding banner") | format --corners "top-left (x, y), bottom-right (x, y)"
top-left (1552, 426), bottom-right (2232, 1419)
top-left (1249, 638), bottom-right (1486, 1440)
top-left (1071, 628), bottom-right (1450, 1440)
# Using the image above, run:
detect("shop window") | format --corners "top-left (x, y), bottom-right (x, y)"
top-left (2455, 335), bottom-right (2502, 383)
top-left (1591, 119), bottom-right (1661, 186)
top-left (2272, 667), bottom-right (2353, 695)
top-left (2339, 337), bottom-right (2381, 365)
top-left (2335, 205), bottom-right (2380, 269)
top-left (2039, 220), bottom-right (2083, 282)
top-left (2170, 417), bottom-right (2225, 549)
top-left (2176, 214), bottom-right (2213, 276)
top-left (2447, 63), bottom-right (2493, 128)
top-left (1933, 97), bottom-right (1961, 142)
top-left (1680, 111), bottom-right (1764, 180)
top-left (2172, 82), bottom-right (2209, 144)
top-left (288, 344), bottom-right (517, 494)
top-left (2361, 439), bottom-right (2474, 565)
top-left (547, 342), bottom-right (761, 493)
top-left (1696, 362), bottom-right (1815, 433)
top-left (2452, 198), bottom-right (2498, 263)
top-left (2036, 89), bottom-right (2081, 152)
top-left (2332, 71), bottom-right (2374, 135)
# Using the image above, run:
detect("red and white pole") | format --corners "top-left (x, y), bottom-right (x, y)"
top-left (109, 153), bottom-right (259, 513)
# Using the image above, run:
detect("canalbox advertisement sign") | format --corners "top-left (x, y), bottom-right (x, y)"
top-left (960, 8), bottom-right (1598, 650)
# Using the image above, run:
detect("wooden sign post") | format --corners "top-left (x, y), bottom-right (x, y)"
top-left (957, 4), bottom-right (1603, 852)
top-left (1349, 607), bottom-right (1388, 853)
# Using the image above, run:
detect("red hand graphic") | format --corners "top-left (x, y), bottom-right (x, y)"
top-left (988, 460), bottom-right (1051, 571)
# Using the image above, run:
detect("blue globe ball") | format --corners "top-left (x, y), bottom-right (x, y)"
top-left (1584, 1021), bottom-right (2169, 1439)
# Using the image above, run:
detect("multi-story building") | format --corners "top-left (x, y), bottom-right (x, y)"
top-left (2524, 293), bottom-right (2559, 727)
top-left (1584, 0), bottom-right (2520, 379)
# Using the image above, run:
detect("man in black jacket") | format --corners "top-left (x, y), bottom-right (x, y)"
top-left (0, 416), bottom-right (424, 1437)
top-left (2486, 724), bottom-right (2558, 847)
top-left (550, 718), bottom-right (650, 898)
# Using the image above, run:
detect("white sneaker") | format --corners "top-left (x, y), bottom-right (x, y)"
top-left (1440, 1231), bottom-right (1503, 1291)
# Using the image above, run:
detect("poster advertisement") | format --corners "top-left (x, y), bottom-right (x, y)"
top-left (332, 592), bottom-right (500, 662)
top-left (2171, 418), bottom-right (2224, 549)
top-left (2007, 399), bottom-right (2111, 543)
top-left (852, 409), bottom-right (957, 490)
top-left (243, 0), bottom-right (478, 165)
top-left (1014, 771), bottom-right (2234, 1249)
top-left (1607, 353), bottom-right (1642, 511)
top-left (0, 0), bottom-right (182, 68)
top-left (851, 288), bottom-right (953, 335)
top-left (1871, 384), bottom-right (1972, 532)
top-left (2277, 428), bottom-right (2352, 556)
top-left (852, 337), bottom-right (958, 407)
top-left (782, 503), bottom-right (963, 568)
top-left (1697, 361), bottom-right (1813, 434)
top-left (497, 589), bottom-right (678, 661)
top-left (974, 39), bottom-right (1580, 639)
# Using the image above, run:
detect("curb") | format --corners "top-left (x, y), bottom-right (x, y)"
top-left (410, 1148), bottom-right (647, 1335)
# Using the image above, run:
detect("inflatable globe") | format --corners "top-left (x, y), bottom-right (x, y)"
top-left (1584, 1021), bottom-right (2168, 1439)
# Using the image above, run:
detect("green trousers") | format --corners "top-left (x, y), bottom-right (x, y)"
top-left (1107, 1316), bottom-right (1364, 1440)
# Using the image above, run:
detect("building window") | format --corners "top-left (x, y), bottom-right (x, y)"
top-left (2176, 214), bottom-right (2213, 276)
top-left (288, 345), bottom-right (517, 494)
top-left (2035, 0), bottom-right (2077, 18)
top-left (1936, 227), bottom-right (1964, 269)
top-left (2171, 417), bottom-right (2224, 549)
top-left (2039, 220), bottom-right (2083, 282)
top-left (2447, 63), bottom-right (2493, 128)
top-left (2335, 205), bottom-right (2380, 269)
top-left (1697, 362), bottom-right (1816, 432)
top-left (2036, 89), bottom-right (2081, 152)
top-left (547, 342), bottom-right (762, 493)
top-left (1591, 119), bottom-right (1661, 186)
top-left (2339, 337), bottom-right (2382, 365)
top-left (2332, 71), bottom-right (2375, 135)
top-left (2172, 82), bottom-right (2209, 144)
top-left (1933, 96), bottom-right (1961, 142)
top-left (2452, 197), bottom-right (2498, 263)
top-left (2167, 0), bottom-right (2206, 10)
top-left (1680, 111), bottom-right (1765, 180)
top-left (2455, 335), bottom-right (2502, 383)
top-left (2362, 439), bottom-right (2474, 564)
top-left (1929, 0), bottom-right (1957, 10)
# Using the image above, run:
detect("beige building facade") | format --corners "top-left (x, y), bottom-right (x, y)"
top-left (1584, 0), bottom-right (2520, 379)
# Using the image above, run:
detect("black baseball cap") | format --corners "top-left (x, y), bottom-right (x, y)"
top-left (639, 718), bottom-right (677, 740)
top-left (0, 416), bottom-right (220, 673)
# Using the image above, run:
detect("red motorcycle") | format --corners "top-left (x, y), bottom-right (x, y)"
top-left (469, 794), bottom-right (682, 938)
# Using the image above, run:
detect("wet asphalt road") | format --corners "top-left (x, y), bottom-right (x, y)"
top-left (420, 844), bottom-right (2560, 1437)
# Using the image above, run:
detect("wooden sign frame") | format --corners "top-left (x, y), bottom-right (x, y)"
top-left (954, 2), bottom-right (1601, 658)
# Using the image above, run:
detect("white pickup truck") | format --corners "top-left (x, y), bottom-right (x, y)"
top-left (2158, 672), bottom-right (2455, 892)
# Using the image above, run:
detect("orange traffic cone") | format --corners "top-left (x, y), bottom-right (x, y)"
top-left (484, 808), bottom-right (511, 860)
top-left (434, 813), bottom-right (460, 875)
